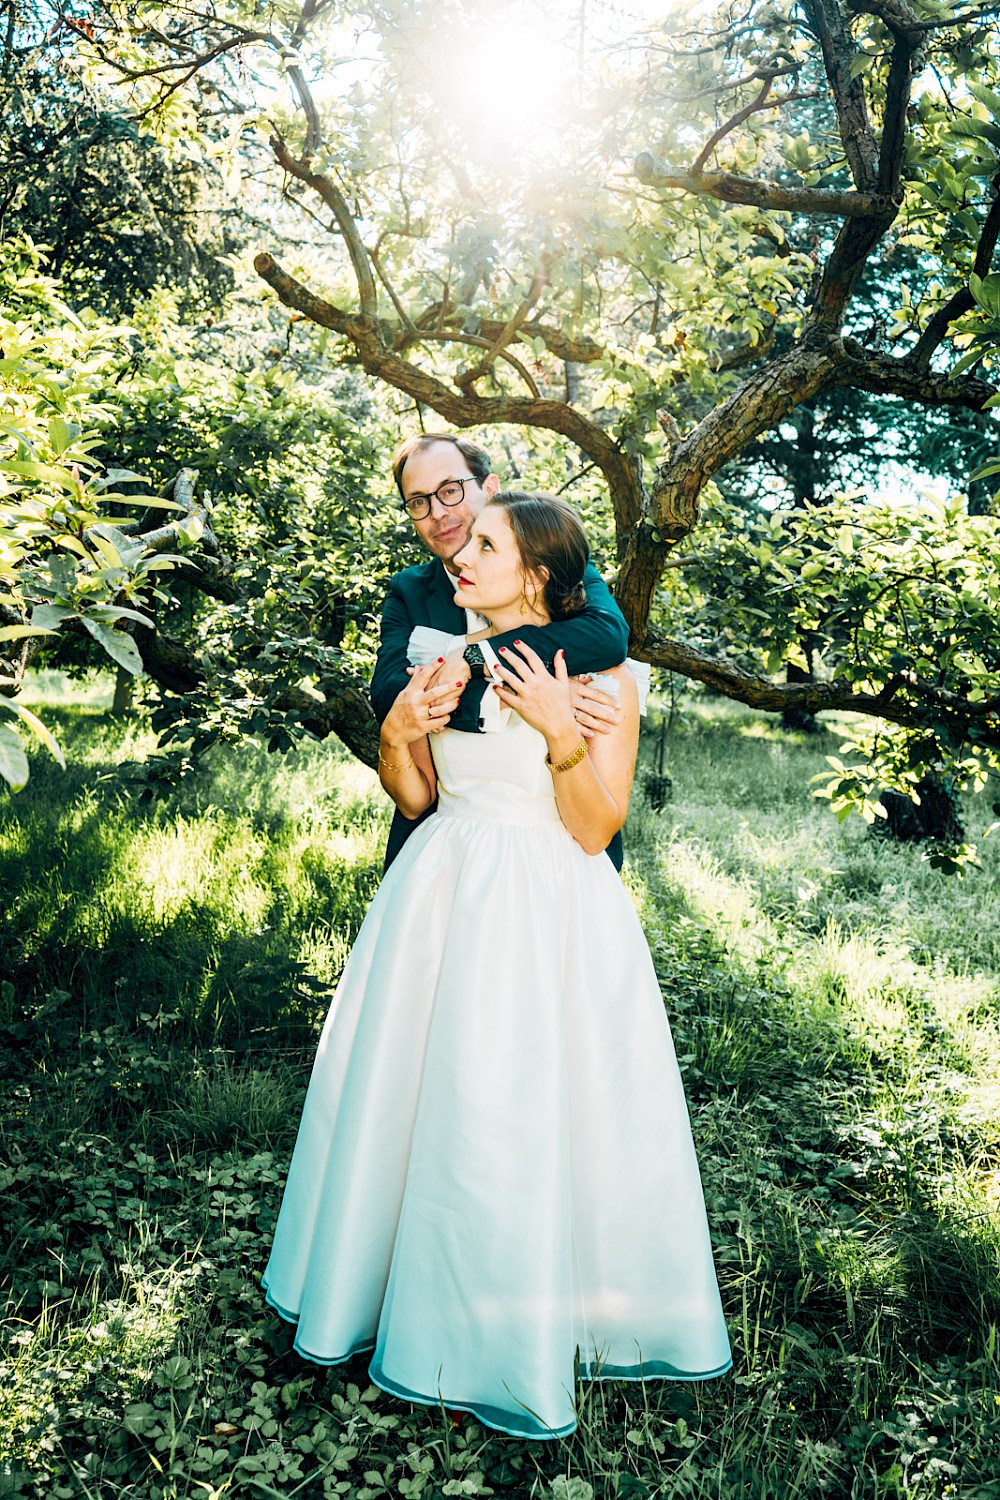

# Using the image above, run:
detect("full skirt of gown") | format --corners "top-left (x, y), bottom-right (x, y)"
top-left (262, 712), bottom-right (731, 1438)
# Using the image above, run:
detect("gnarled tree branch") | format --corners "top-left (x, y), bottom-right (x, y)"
top-left (804, 22), bottom-right (916, 333)
top-left (911, 177), bottom-right (1000, 369)
top-left (634, 155), bottom-right (885, 216)
top-left (690, 81), bottom-right (813, 177)
top-left (835, 340), bottom-right (998, 407)
top-left (634, 633), bottom-right (1000, 750)
top-left (457, 257), bottom-right (550, 395)
top-left (253, 252), bottom-right (647, 537)
top-left (805, 0), bottom-right (880, 190)
top-left (269, 133), bottom-right (379, 322)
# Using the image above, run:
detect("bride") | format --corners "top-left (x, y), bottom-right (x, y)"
top-left (262, 491), bottom-right (731, 1439)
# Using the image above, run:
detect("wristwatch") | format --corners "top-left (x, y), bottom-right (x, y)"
top-left (463, 642), bottom-right (487, 679)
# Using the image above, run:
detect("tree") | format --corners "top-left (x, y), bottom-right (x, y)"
top-left (6, 0), bottom-right (1000, 853)
top-left (0, 0), bottom-right (239, 315)
top-left (0, 240), bottom-right (196, 786)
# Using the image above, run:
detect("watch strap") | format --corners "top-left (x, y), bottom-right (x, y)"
top-left (463, 641), bottom-right (487, 679)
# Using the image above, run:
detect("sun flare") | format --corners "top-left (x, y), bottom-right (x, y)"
top-left (417, 2), bottom-right (588, 169)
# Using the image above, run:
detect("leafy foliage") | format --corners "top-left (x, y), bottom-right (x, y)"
top-left (0, 0), bottom-right (237, 316)
top-left (0, 242), bottom-right (186, 786)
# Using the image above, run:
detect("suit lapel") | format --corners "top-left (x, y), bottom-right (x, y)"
top-left (425, 559), bottom-right (467, 632)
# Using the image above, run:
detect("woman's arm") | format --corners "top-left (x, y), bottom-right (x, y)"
top-left (491, 645), bottom-right (639, 855)
top-left (378, 729), bottom-right (437, 820)
top-left (378, 660), bottom-right (457, 819)
top-left (552, 666), bottom-right (638, 852)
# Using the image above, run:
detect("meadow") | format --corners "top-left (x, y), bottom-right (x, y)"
top-left (1, 675), bottom-right (999, 1500)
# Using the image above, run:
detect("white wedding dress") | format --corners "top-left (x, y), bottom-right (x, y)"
top-left (262, 704), bottom-right (731, 1438)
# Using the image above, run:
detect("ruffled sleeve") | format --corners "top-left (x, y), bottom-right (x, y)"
top-left (407, 626), bottom-right (467, 666)
top-left (406, 628), bottom-right (511, 732)
top-left (626, 659), bottom-right (651, 716)
top-left (587, 660), bottom-right (651, 716)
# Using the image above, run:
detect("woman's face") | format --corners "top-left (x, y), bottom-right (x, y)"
top-left (452, 508), bottom-right (545, 618)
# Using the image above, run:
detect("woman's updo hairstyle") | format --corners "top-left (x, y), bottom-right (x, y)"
top-left (488, 491), bottom-right (589, 621)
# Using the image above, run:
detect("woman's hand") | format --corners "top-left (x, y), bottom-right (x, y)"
top-left (382, 658), bottom-right (465, 747)
top-left (492, 640), bottom-right (578, 748)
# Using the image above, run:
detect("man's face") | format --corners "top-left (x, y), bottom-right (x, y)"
top-left (399, 441), bottom-right (498, 566)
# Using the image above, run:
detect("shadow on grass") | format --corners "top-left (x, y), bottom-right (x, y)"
top-left (0, 739), bottom-right (380, 1065)
top-left (629, 839), bottom-right (1000, 1425)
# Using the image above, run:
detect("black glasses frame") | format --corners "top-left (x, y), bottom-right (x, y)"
top-left (401, 476), bottom-right (479, 520)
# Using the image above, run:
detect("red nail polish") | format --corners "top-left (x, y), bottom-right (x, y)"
top-left (436, 656), bottom-right (444, 663)
top-left (455, 681), bottom-right (463, 687)
top-left (500, 646), bottom-right (510, 654)
top-left (514, 639), bottom-right (523, 646)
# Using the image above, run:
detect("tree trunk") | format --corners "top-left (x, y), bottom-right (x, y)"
top-left (781, 405), bottom-right (821, 733)
top-left (111, 666), bottom-right (134, 717)
top-left (779, 657), bottom-right (821, 732)
top-left (874, 773), bottom-right (965, 845)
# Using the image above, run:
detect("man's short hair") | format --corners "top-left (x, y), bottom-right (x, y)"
top-left (391, 433), bottom-right (493, 498)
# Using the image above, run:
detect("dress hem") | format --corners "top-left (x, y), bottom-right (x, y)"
top-left (262, 1277), bottom-right (732, 1440)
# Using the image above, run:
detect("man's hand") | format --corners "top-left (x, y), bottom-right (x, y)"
top-left (440, 649), bottom-right (472, 694)
top-left (381, 658), bottom-right (466, 744)
top-left (570, 673), bottom-right (621, 738)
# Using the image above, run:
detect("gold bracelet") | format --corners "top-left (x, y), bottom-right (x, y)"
top-left (546, 738), bottom-right (588, 774)
top-left (379, 749), bottom-right (415, 773)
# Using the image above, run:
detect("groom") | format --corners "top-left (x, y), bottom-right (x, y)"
top-left (371, 433), bottom-right (631, 870)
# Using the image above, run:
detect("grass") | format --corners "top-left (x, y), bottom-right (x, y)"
top-left (2, 673), bottom-right (999, 1499)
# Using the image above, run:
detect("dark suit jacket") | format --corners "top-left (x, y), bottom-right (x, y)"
top-left (371, 557), bottom-right (630, 871)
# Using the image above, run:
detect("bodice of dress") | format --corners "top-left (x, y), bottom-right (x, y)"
top-left (430, 716), bottom-right (564, 829)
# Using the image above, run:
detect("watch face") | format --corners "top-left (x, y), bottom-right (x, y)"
top-left (463, 643), bottom-right (486, 676)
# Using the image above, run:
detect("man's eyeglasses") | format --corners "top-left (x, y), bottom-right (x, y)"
top-left (401, 476), bottom-right (479, 521)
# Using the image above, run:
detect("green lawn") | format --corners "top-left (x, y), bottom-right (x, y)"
top-left (2, 676), bottom-right (999, 1499)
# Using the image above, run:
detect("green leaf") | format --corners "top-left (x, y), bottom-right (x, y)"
top-left (48, 415), bottom-right (82, 456)
top-left (81, 618), bottom-right (144, 675)
top-left (0, 420), bottom-right (39, 457)
top-left (950, 345), bottom-right (986, 377)
top-left (969, 271), bottom-right (1000, 316)
top-left (30, 604), bottom-right (74, 630)
top-left (92, 468), bottom-right (148, 491)
top-left (0, 724), bottom-right (29, 791)
top-left (88, 532), bottom-right (123, 569)
top-left (111, 494), bottom-right (184, 510)
top-left (551, 1481), bottom-right (594, 1500)
top-left (948, 116), bottom-right (1000, 152)
top-left (1, 699), bottom-right (65, 765)
top-left (123, 1402), bottom-right (157, 1435)
top-left (0, 459), bottom-right (80, 489)
top-left (92, 606), bottom-right (154, 629)
top-left (0, 624), bottom-right (59, 642)
top-left (969, 82), bottom-right (1000, 123)
top-left (178, 513), bottom-right (205, 545)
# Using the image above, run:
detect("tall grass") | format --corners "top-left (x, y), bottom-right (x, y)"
top-left (1, 675), bottom-right (998, 1499)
